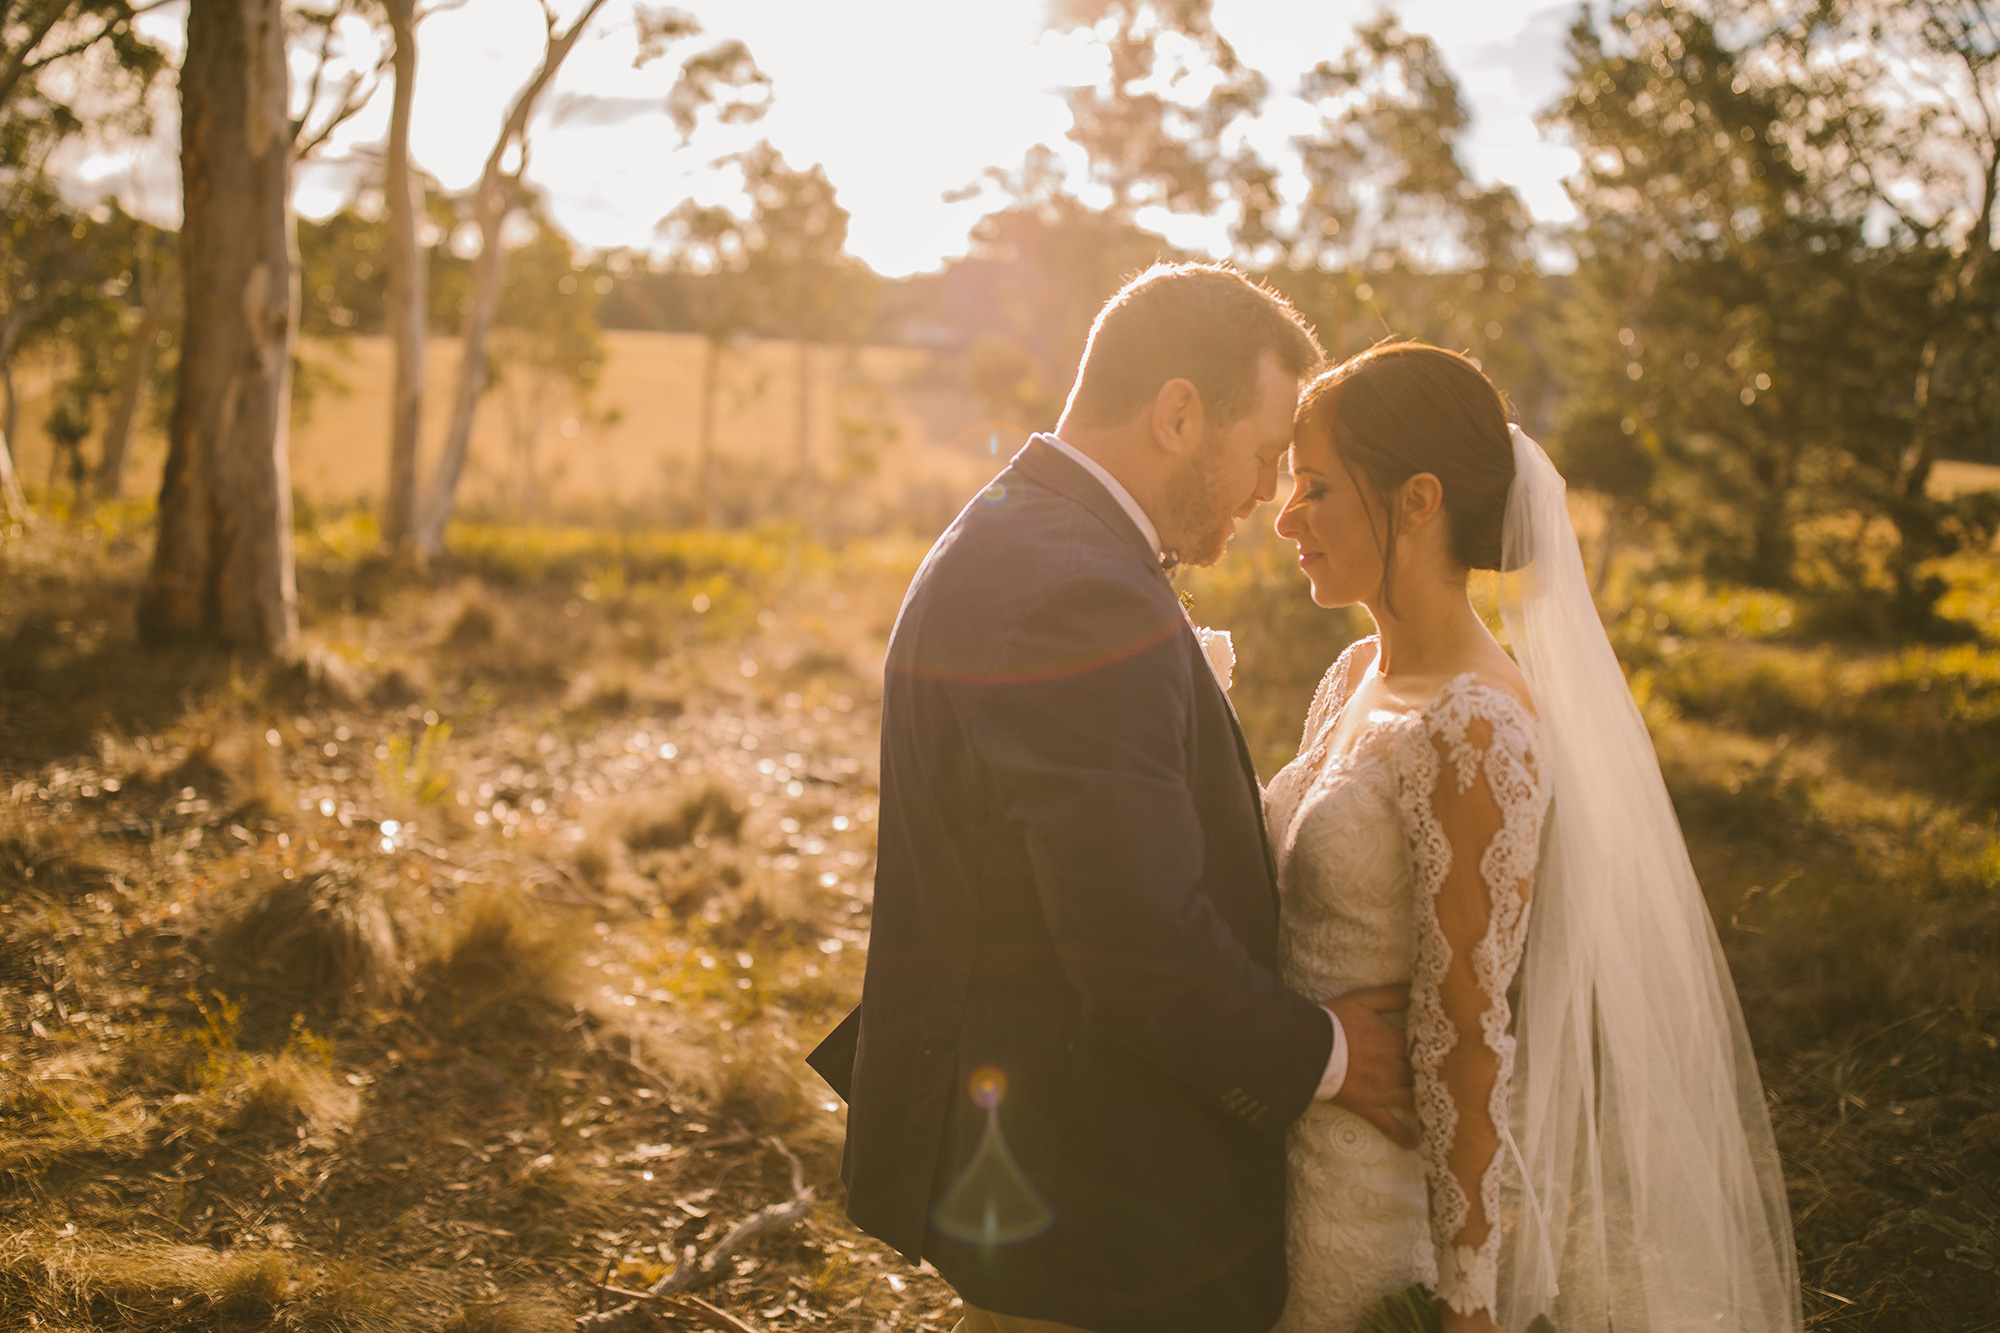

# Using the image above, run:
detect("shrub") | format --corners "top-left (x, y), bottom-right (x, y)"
top-left (624, 783), bottom-right (747, 852)
top-left (207, 867), bottom-right (402, 1008)
top-left (417, 889), bottom-right (582, 1038)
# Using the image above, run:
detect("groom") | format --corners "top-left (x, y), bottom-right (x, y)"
top-left (809, 263), bottom-right (1414, 1333)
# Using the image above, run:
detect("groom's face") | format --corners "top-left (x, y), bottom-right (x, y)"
top-left (1162, 353), bottom-right (1299, 568)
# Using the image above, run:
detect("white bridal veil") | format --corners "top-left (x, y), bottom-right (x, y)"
top-left (1495, 426), bottom-right (1802, 1331)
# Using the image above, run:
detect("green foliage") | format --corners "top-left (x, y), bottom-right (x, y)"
top-left (380, 719), bottom-right (454, 807)
top-left (1545, 0), bottom-right (2000, 617)
top-left (296, 195), bottom-right (475, 339)
top-left (1354, 1284), bottom-right (1441, 1333)
top-left (1176, 525), bottom-right (1366, 774)
top-left (297, 207), bottom-right (389, 337)
top-left (440, 520), bottom-right (790, 592)
top-left (1053, 0), bottom-right (1266, 218)
top-left (493, 215), bottom-right (605, 394)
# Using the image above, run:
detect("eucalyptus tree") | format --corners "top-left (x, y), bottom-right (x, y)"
top-left (139, 0), bottom-right (298, 654)
top-left (0, 0), bottom-right (167, 122)
top-left (1268, 14), bottom-right (1544, 395)
top-left (412, 3), bottom-right (771, 555)
top-left (1547, 0), bottom-right (1999, 614)
top-left (0, 0), bottom-right (166, 518)
top-left (1053, 0), bottom-right (1267, 220)
top-left (732, 142), bottom-right (868, 497)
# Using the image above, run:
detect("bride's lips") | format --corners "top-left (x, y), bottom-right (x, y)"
top-left (1297, 548), bottom-right (1324, 567)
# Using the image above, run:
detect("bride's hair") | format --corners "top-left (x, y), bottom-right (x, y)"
top-left (1296, 342), bottom-right (1516, 603)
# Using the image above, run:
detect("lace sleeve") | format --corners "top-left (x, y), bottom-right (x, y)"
top-left (1396, 679), bottom-right (1549, 1317)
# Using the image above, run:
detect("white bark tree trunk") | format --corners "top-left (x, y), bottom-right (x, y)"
top-left (381, 0), bottom-right (424, 551)
top-left (698, 336), bottom-right (720, 529)
top-left (96, 297), bottom-right (167, 502)
top-left (413, 0), bottom-right (607, 556)
top-left (0, 421), bottom-right (24, 520)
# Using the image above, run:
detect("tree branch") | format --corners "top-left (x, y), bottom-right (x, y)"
top-left (479, 0), bottom-right (610, 189)
top-left (291, 0), bottom-right (389, 160)
top-left (291, 3), bottom-right (338, 144)
top-left (573, 1138), bottom-right (814, 1332)
top-left (586, 1289), bottom-right (764, 1333)
top-left (21, 1), bottom-right (146, 76)
top-left (651, 1138), bottom-right (812, 1297)
top-left (294, 61), bottom-right (385, 160)
top-left (0, 0), bottom-right (78, 109)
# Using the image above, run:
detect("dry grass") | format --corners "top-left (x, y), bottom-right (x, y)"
top-left (5, 502), bottom-right (1992, 1330)
top-left (0, 513), bottom-right (945, 1333)
top-left (625, 783), bottom-right (749, 853)
top-left (417, 888), bottom-right (585, 1038)
top-left (207, 867), bottom-right (404, 1008)
top-left (7, 331), bottom-right (998, 536)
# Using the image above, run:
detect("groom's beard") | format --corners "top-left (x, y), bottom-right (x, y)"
top-left (1160, 442), bottom-right (1238, 570)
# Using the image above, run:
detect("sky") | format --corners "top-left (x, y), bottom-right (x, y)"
top-left (84, 0), bottom-right (1586, 279)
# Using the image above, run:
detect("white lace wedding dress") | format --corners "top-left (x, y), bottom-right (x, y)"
top-left (1264, 635), bottom-right (1551, 1331)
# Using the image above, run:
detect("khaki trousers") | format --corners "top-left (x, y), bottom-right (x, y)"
top-left (951, 1305), bottom-right (1096, 1333)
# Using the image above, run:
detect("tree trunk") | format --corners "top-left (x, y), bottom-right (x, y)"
top-left (381, 0), bottom-right (424, 552)
top-left (0, 312), bottom-right (24, 518)
top-left (794, 337), bottom-right (810, 486)
top-left (414, 177), bottom-right (507, 554)
top-left (698, 336), bottom-right (720, 529)
top-left (1, 340), bottom-right (17, 461)
top-left (0, 424), bottom-right (23, 522)
top-left (411, 0), bottom-right (608, 556)
top-left (138, 0), bottom-right (298, 657)
top-left (96, 300), bottom-right (167, 501)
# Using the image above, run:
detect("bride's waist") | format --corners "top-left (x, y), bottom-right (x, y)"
top-left (1289, 1101), bottom-right (1423, 1171)
top-left (1280, 970), bottom-right (1413, 1014)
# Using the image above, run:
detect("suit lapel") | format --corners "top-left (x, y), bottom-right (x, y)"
top-left (1180, 616), bottom-right (1281, 902)
top-left (1014, 435), bottom-right (1282, 906)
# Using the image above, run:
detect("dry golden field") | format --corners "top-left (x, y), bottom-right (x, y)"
top-left (7, 332), bottom-right (1018, 531)
top-left (6, 333), bottom-right (1995, 530)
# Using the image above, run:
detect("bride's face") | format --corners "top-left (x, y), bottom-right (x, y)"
top-left (1276, 425), bottom-right (1387, 609)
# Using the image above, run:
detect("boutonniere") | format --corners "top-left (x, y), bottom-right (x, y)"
top-left (1193, 625), bottom-right (1234, 693)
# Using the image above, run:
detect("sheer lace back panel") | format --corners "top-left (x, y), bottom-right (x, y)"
top-left (1267, 637), bottom-right (1551, 1327)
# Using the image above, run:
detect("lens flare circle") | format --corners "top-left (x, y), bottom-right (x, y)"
top-left (967, 1065), bottom-right (1008, 1109)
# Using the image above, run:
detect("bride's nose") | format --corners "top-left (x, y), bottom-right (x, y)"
top-left (1274, 491), bottom-right (1305, 540)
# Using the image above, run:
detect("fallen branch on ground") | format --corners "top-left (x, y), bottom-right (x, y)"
top-left (591, 1284), bottom-right (764, 1333)
top-left (576, 1136), bottom-right (815, 1332)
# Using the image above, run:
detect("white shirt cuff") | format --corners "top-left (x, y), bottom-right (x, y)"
top-left (1315, 1006), bottom-right (1348, 1100)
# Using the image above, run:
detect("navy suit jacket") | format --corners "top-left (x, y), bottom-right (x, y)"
top-left (809, 437), bottom-right (1332, 1333)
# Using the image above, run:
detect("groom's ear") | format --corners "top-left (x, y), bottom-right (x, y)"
top-left (1151, 377), bottom-right (1207, 457)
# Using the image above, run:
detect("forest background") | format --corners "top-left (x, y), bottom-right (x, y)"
top-left (3, 1), bottom-right (2000, 1331)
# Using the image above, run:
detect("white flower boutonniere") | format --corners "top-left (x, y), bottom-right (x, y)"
top-left (1194, 626), bottom-right (1234, 692)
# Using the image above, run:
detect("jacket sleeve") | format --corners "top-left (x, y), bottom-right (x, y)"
top-left (953, 572), bottom-right (1331, 1134)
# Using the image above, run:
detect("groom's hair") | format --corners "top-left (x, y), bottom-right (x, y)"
top-left (1062, 263), bottom-right (1323, 428)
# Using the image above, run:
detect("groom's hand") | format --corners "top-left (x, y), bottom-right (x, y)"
top-left (1324, 985), bottom-right (1416, 1148)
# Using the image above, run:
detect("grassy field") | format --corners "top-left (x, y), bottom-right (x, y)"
top-left (5, 332), bottom-right (1010, 535)
top-left (2, 500), bottom-right (1998, 1331)
top-left (9, 332), bottom-right (1992, 535)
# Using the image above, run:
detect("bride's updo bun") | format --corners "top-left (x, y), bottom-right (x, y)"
top-left (1296, 341), bottom-right (1515, 578)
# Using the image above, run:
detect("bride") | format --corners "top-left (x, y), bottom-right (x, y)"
top-left (1262, 343), bottom-right (1801, 1332)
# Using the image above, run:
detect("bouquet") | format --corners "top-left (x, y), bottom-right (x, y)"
top-left (1355, 1286), bottom-right (1555, 1333)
